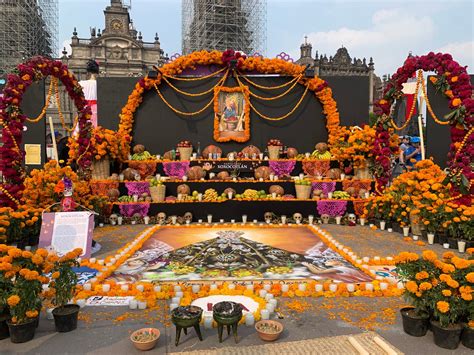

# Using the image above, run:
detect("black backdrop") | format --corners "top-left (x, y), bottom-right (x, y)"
top-left (426, 74), bottom-right (474, 167)
top-left (20, 81), bottom-right (46, 170)
top-left (98, 75), bottom-right (369, 154)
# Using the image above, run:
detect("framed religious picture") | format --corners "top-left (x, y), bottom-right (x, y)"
top-left (213, 85), bottom-right (250, 143)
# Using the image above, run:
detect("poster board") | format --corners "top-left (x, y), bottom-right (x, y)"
top-left (38, 212), bottom-right (94, 258)
top-left (24, 144), bottom-right (42, 165)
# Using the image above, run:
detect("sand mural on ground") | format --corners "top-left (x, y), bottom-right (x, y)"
top-left (108, 226), bottom-right (372, 283)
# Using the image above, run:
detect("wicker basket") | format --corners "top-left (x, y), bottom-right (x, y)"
top-left (150, 185), bottom-right (166, 202)
top-left (178, 147), bottom-right (193, 161)
top-left (295, 184), bottom-right (312, 199)
top-left (91, 156), bottom-right (110, 180)
top-left (267, 146), bottom-right (280, 160)
top-left (354, 166), bottom-right (371, 180)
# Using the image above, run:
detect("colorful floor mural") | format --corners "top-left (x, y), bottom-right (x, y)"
top-left (109, 226), bottom-right (373, 283)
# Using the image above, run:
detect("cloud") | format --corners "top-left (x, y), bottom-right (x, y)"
top-left (435, 41), bottom-right (474, 70)
top-left (294, 8), bottom-right (436, 75)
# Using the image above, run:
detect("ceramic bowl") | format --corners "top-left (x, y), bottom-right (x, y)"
top-left (130, 328), bottom-right (160, 351)
top-left (255, 320), bottom-right (283, 341)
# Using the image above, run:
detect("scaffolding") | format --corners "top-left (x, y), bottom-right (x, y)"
top-left (0, 0), bottom-right (58, 76)
top-left (182, 0), bottom-right (266, 56)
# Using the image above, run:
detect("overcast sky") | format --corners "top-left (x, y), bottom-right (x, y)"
top-left (59, 0), bottom-right (474, 76)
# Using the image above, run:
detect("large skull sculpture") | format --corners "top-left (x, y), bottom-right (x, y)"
top-left (293, 213), bottom-right (303, 224)
top-left (264, 212), bottom-right (273, 224)
top-left (321, 214), bottom-right (330, 224)
top-left (109, 214), bottom-right (119, 225)
top-left (156, 212), bottom-right (167, 225)
top-left (183, 212), bottom-right (193, 224)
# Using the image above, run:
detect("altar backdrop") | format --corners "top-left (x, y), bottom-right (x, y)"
top-left (98, 75), bottom-right (369, 154)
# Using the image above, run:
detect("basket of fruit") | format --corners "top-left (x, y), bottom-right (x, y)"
top-left (267, 139), bottom-right (282, 160)
top-left (295, 179), bottom-right (312, 199)
top-left (177, 141), bottom-right (193, 161)
top-left (149, 178), bottom-right (166, 202)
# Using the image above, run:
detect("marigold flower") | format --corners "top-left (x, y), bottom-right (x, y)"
top-left (461, 293), bottom-right (472, 301)
top-left (7, 248), bottom-right (22, 258)
top-left (7, 295), bottom-right (20, 307)
top-left (422, 250), bottom-right (437, 262)
top-left (447, 279), bottom-right (459, 288)
top-left (405, 281), bottom-right (418, 293)
top-left (437, 301), bottom-right (450, 313)
top-left (466, 272), bottom-right (474, 283)
top-left (415, 271), bottom-right (429, 280)
top-left (419, 282), bottom-right (432, 291)
top-left (442, 251), bottom-right (455, 259)
top-left (51, 271), bottom-right (60, 279)
top-left (442, 289), bottom-right (452, 297)
top-left (26, 310), bottom-right (39, 318)
top-left (452, 257), bottom-right (469, 269)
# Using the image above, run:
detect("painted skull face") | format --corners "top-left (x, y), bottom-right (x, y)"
top-left (184, 212), bottom-right (193, 223)
top-left (264, 212), bottom-right (273, 223)
top-left (109, 214), bottom-right (118, 225)
top-left (156, 212), bottom-right (167, 224)
top-left (321, 214), bottom-right (330, 224)
top-left (293, 213), bottom-right (303, 224)
top-left (348, 214), bottom-right (357, 223)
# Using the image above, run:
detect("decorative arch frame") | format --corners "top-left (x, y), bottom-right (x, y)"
top-left (117, 50), bottom-right (341, 156)
top-left (0, 56), bottom-right (93, 207)
top-left (373, 52), bottom-right (473, 198)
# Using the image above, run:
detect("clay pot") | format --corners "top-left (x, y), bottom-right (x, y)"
top-left (254, 166), bottom-right (273, 180)
top-left (186, 166), bottom-right (205, 180)
top-left (315, 142), bottom-right (328, 153)
top-left (326, 168), bottom-right (341, 180)
top-left (177, 184), bottom-right (190, 195)
top-left (269, 185), bottom-right (284, 196)
top-left (122, 168), bottom-right (139, 181)
top-left (217, 171), bottom-right (230, 180)
top-left (202, 145), bottom-right (222, 158)
top-left (130, 328), bottom-right (160, 351)
top-left (286, 147), bottom-right (298, 159)
top-left (241, 145), bottom-right (261, 157)
top-left (255, 320), bottom-right (283, 342)
top-left (133, 144), bottom-right (145, 154)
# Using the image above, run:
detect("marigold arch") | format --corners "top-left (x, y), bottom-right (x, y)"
top-left (117, 50), bottom-right (341, 156)
top-left (0, 56), bottom-right (93, 208)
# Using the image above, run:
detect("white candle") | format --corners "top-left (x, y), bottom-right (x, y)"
top-left (153, 285), bottom-right (161, 292)
top-left (242, 215), bottom-right (247, 223)
top-left (443, 243), bottom-right (450, 249)
top-left (102, 284), bottom-right (110, 292)
top-left (171, 296), bottom-right (181, 305)
top-left (245, 313), bottom-right (255, 326)
top-left (265, 293), bottom-right (274, 301)
top-left (192, 285), bottom-right (200, 293)
top-left (359, 218), bottom-right (365, 226)
top-left (266, 303), bottom-right (275, 313)
top-left (207, 215), bottom-right (213, 223)
top-left (263, 284), bottom-right (271, 291)
top-left (298, 283), bottom-right (307, 291)
top-left (210, 283), bottom-right (218, 291)
top-left (347, 284), bottom-right (355, 292)
top-left (259, 289), bottom-right (267, 298)
top-left (133, 194), bottom-right (139, 202)
top-left (269, 174), bottom-right (275, 181)
top-left (380, 282), bottom-right (388, 290)
top-left (144, 216), bottom-right (150, 225)
top-left (121, 284), bottom-right (129, 291)
top-left (363, 256), bottom-right (370, 263)
top-left (46, 308), bottom-right (54, 320)
top-left (246, 284), bottom-right (254, 291)
top-left (220, 219), bottom-right (225, 223)
top-left (129, 299), bottom-right (138, 310)
top-left (175, 291), bottom-right (183, 298)
top-left (329, 284), bottom-right (337, 293)
top-left (136, 285), bottom-right (144, 292)
top-left (228, 284), bottom-right (235, 290)
top-left (253, 219), bottom-right (258, 223)
top-left (365, 283), bottom-right (374, 291)
top-left (412, 235), bottom-right (419, 241)
top-left (228, 192), bottom-right (233, 199)
top-left (174, 285), bottom-right (181, 292)
top-left (204, 316), bottom-right (213, 329)
top-left (119, 174), bottom-right (125, 182)
top-left (328, 192), bottom-right (333, 199)
top-left (76, 299), bottom-right (86, 308)
top-left (281, 215), bottom-right (287, 224)
top-left (340, 173), bottom-right (345, 180)
top-left (138, 301), bottom-right (147, 310)
top-left (231, 219), bottom-right (235, 223)
top-left (198, 193), bottom-right (203, 201)
top-left (308, 215), bottom-right (314, 224)
top-left (335, 216), bottom-right (341, 224)
top-left (387, 228), bottom-right (393, 233)
top-left (260, 309), bottom-right (270, 320)
top-left (171, 216), bottom-right (177, 224)
top-left (170, 303), bottom-right (178, 311)
top-left (315, 284), bottom-right (323, 292)
top-left (269, 299), bottom-right (277, 308)
top-left (198, 219), bottom-right (203, 223)
top-left (83, 283), bottom-right (92, 291)
top-left (281, 284), bottom-right (289, 292)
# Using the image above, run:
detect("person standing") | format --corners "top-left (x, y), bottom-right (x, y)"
top-left (404, 137), bottom-right (422, 166)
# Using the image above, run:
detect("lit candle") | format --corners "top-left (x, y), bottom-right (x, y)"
top-left (260, 309), bottom-right (270, 320)
top-left (253, 219), bottom-right (258, 223)
top-left (220, 219), bottom-right (225, 223)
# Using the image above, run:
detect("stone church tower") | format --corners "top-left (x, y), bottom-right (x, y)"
top-left (47, 0), bottom-right (167, 139)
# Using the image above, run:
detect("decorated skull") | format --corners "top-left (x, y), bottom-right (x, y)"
top-left (183, 212), bottom-right (193, 224)
top-left (321, 214), bottom-right (330, 224)
top-left (293, 212), bottom-right (303, 224)
top-left (109, 213), bottom-right (119, 225)
top-left (264, 212), bottom-right (273, 224)
top-left (348, 214), bottom-right (357, 223)
top-left (156, 212), bottom-right (167, 225)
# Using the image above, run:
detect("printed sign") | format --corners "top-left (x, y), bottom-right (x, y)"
top-left (24, 144), bottom-right (42, 165)
top-left (86, 296), bottom-right (134, 306)
top-left (38, 212), bottom-right (94, 258)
